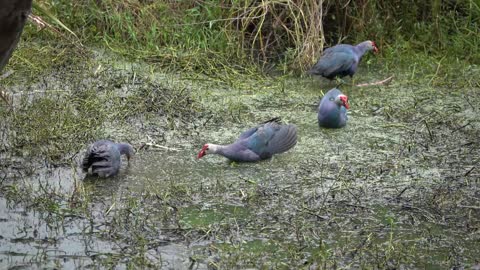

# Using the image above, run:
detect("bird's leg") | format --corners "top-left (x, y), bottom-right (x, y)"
top-left (350, 76), bottom-right (356, 86)
top-left (334, 77), bottom-right (346, 88)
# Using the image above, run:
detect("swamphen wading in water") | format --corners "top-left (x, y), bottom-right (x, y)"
top-left (197, 118), bottom-right (297, 162)
top-left (308, 41), bottom-right (378, 80)
top-left (318, 88), bottom-right (350, 128)
top-left (82, 140), bottom-right (134, 178)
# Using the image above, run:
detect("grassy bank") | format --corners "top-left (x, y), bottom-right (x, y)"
top-left (27, 0), bottom-right (480, 74)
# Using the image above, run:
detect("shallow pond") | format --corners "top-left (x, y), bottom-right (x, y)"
top-left (1, 58), bottom-right (479, 269)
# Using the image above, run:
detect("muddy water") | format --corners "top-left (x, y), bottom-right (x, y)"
top-left (1, 66), bottom-right (479, 269)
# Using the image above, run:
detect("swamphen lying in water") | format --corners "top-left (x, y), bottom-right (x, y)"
top-left (318, 88), bottom-right (349, 128)
top-left (197, 118), bottom-right (297, 162)
top-left (82, 140), bottom-right (134, 178)
top-left (308, 40), bottom-right (378, 80)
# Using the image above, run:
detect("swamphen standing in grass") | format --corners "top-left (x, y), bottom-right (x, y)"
top-left (197, 118), bottom-right (297, 162)
top-left (82, 140), bottom-right (134, 178)
top-left (308, 41), bottom-right (378, 80)
top-left (318, 88), bottom-right (350, 128)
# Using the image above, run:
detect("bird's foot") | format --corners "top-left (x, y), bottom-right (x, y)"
top-left (334, 77), bottom-right (348, 88)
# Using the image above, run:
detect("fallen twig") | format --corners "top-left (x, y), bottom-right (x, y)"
top-left (29, 14), bottom-right (62, 35)
top-left (464, 166), bottom-right (475, 177)
top-left (395, 187), bottom-right (409, 200)
top-left (451, 122), bottom-right (471, 133)
top-left (356, 75), bottom-right (394, 87)
top-left (139, 135), bottom-right (181, 152)
top-left (140, 142), bottom-right (180, 152)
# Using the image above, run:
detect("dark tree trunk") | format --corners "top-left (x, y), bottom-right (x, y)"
top-left (0, 0), bottom-right (32, 72)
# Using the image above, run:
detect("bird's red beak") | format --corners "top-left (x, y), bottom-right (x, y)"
top-left (197, 144), bottom-right (208, 159)
top-left (372, 41), bottom-right (379, 54)
top-left (340, 95), bottom-right (350, 109)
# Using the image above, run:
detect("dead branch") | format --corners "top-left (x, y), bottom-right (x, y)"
top-left (356, 75), bottom-right (394, 87)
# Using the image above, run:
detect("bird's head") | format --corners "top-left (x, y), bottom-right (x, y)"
top-left (126, 147), bottom-right (135, 161)
top-left (118, 143), bottom-right (135, 161)
top-left (197, 144), bottom-right (211, 159)
top-left (336, 94), bottom-right (350, 109)
top-left (370, 41), bottom-right (379, 53)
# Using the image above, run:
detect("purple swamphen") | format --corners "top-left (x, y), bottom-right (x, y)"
top-left (308, 40), bottom-right (378, 80)
top-left (318, 88), bottom-right (350, 128)
top-left (82, 140), bottom-right (134, 177)
top-left (197, 118), bottom-right (297, 162)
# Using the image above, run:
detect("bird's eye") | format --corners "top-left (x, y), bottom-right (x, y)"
top-left (329, 97), bottom-right (334, 101)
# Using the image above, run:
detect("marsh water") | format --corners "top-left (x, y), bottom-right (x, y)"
top-left (1, 57), bottom-right (479, 269)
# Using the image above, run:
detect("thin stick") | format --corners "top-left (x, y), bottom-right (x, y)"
top-left (142, 142), bottom-right (181, 152)
top-left (464, 166), bottom-right (475, 177)
top-left (356, 75), bottom-right (394, 87)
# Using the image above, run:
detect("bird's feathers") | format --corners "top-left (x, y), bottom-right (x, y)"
top-left (241, 118), bottom-right (297, 160)
top-left (309, 51), bottom-right (356, 79)
top-left (202, 118), bottom-right (297, 162)
top-left (82, 140), bottom-right (129, 178)
top-left (236, 117), bottom-right (282, 141)
top-left (308, 41), bottom-right (375, 79)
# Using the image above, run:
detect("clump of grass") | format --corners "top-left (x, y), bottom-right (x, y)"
top-left (7, 90), bottom-right (106, 160)
top-left (228, 0), bottom-right (325, 71)
top-left (1, 64), bottom-right (203, 162)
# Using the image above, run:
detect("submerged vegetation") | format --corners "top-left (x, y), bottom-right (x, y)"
top-left (0, 0), bottom-right (479, 269)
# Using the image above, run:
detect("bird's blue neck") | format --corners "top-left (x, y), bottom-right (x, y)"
top-left (210, 144), bottom-right (227, 156)
top-left (210, 144), bottom-right (243, 160)
top-left (354, 41), bottom-right (371, 58)
top-left (117, 143), bottom-right (133, 159)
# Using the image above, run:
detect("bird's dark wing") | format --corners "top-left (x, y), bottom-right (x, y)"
top-left (310, 50), bottom-right (356, 78)
top-left (246, 122), bottom-right (297, 157)
top-left (82, 141), bottom-right (121, 177)
top-left (262, 123), bottom-right (297, 155)
top-left (236, 117), bottom-right (282, 141)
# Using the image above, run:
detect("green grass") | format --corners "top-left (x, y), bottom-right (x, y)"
top-left (25, 0), bottom-right (477, 75)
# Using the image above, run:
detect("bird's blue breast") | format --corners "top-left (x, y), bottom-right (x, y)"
top-left (317, 89), bottom-right (348, 128)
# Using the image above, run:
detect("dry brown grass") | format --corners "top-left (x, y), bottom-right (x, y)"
top-left (229, 0), bottom-right (326, 71)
